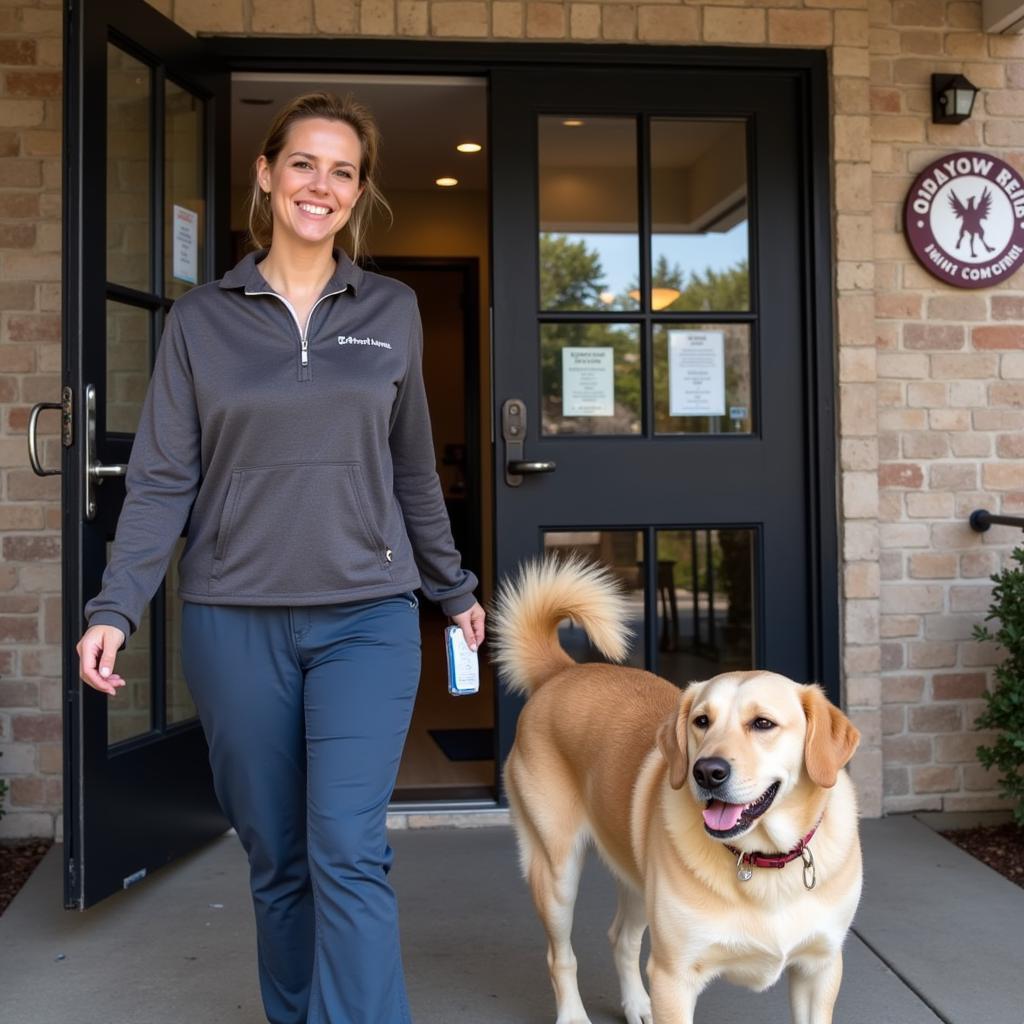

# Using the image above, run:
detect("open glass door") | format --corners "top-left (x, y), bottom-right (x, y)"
top-left (60, 0), bottom-right (230, 908)
top-left (489, 63), bottom-right (838, 796)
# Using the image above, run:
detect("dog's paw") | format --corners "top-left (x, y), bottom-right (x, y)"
top-left (554, 1017), bottom-right (592, 1024)
top-left (622, 994), bottom-right (653, 1024)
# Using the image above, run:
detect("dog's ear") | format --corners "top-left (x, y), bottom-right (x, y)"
top-left (657, 686), bottom-right (698, 790)
top-left (800, 684), bottom-right (860, 789)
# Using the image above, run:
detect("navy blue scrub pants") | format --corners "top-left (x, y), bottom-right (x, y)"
top-left (180, 592), bottom-right (422, 1024)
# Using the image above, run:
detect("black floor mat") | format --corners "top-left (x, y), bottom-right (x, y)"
top-left (428, 728), bottom-right (494, 762)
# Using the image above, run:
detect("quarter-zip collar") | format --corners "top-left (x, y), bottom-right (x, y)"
top-left (218, 245), bottom-right (365, 297)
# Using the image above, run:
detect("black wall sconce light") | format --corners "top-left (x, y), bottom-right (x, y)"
top-left (932, 73), bottom-right (979, 124)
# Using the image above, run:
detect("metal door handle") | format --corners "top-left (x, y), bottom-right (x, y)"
top-left (27, 401), bottom-right (62, 476)
top-left (502, 399), bottom-right (556, 487)
top-left (84, 383), bottom-right (127, 520)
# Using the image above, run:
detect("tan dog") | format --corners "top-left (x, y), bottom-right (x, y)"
top-left (491, 555), bottom-right (862, 1024)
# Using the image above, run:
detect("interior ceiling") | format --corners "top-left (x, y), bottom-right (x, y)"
top-left (232, 75), bottom-right (744, 196)
top-left (231, 74), bottom-right (489, 193)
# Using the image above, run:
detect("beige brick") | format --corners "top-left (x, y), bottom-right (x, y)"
top-left (934, 731), bottom-right (999, 763)
top-left (960, 551), bottom-right (998, 579)
top-left (880, 522), bottom-right (930, 548)
top-left (932, 353), bottom-right (998, 379)
top-left (1000, 353), bottom-right (1024, 380)
top-left (0, 100), bottom-right (45, 128)
top-left (844, 522), bottom-right (880, 561)
top-left (883, 733), bottom-right (932, 764)
top-left (845, 599), bottom-right (879, 645)
top-left (948, 380), bottom-right (986, 407)
top-left (840, 383), bottom-right (877, 436)
top-left (397, 0), bottom-right (428, 34)
top-left (569, 3), bottom-right (600, 37)
top-left (842, 438), bottom-right (879, 471)
top-left (992, 296), bottom-right (1024, 321)
top-left (846, 645), bottom-right (882, 674)
top-left (431, 1), bottom-right (488, 36)
top-left (252, 0), bottom-right (314, 33)
top-left (845, 561), bottom-right (880, 599)
top-left (880, 584), bottom-right (943, 615)
top-left (527, 1), bottom-right (565, 37)
top-left (492, 1), bottom-right (523, 36)
top-left (883, 674), bottom-right (925, 703)
top-left (846, 675), bottom-right (881, 707)
top-left (881, 615), bottom-right (919, 638)
top-left (876, 292), bottom-right (921, 319)
top-left (834, 116), bottom-right (871, 161)
top-left (836, 213), bottom-right (874, 262)
top-left (315, 0), bottom-right (358, 32)
top-left (878, 352), bottom-right (928, 379)
top-left (638, 5), bottom-right (698, 42)
top-left (879, 463), bottom-right (923, 489)
top-left (909, 704), bottom-right (962, 733)
top-left (948, 585), bottom-right (993, 613)
top-left (962, 763), bottom-right (999, 791)
top-left (768, 9), bottom-right (832, 45)
top-left (834, 9), bottom-right (869, 45)
top-left (834, 46), bottom-right (871, 78)
top-left (843, 471), bottom-right (879, 519)
top-left (902, 431), bottom-right (948, 460)
top-left (839, 347), bottom-right (875, 383)
top-left (973, 409), bottom-right (1024, 430)
top-left (174, 0), bottom-right (244, 33)
top-left (907, 641), bottom-right (956, 669)
top-left (908, 552), bottom-right (956, 578)
top-left (360, 0), bottom-right (396, 35)
top-left (703, 7), bottom-right (765, 43)
top-left (602, 4), bottom-right (636, 39)
top-left (905, 492), bottom-right (953, 519)
top-left (912, 765), bottom-right (959, 793)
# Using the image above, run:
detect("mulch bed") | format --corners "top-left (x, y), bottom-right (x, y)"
top-left (0, 838), bottom-right (54, 916)
top-left (940, 822), bottom-right (1024, 890)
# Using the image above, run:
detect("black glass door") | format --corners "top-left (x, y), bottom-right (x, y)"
top-left (489, 63), bottom-right (837, 794)
top-left (63, 0), bottom-right (230, 908)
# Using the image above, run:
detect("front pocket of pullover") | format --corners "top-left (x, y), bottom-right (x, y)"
top-left (210, 462), bottom-right (393, 596)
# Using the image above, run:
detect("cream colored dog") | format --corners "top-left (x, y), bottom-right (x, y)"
top-left (491, 555), bottom-right (862, 1024)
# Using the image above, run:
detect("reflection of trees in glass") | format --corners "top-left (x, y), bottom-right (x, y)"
top-left (538, 233), bottom-right (640, 433)
top-left (539, 233), bottom-right (608, 310)
top-left (628, 253), bottom-right (749, 312)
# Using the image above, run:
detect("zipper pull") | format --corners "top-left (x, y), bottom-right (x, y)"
top-left (301, 338), bottom-right (309, 366)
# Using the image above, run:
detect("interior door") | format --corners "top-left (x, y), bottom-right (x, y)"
top-left (489, 64), bottom-right (837, 789)
top-left (60, 0), bottom-right (230, 908)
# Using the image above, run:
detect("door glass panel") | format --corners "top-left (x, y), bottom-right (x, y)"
top-left (652, 323), bottom-right (752, 435)
top-left (164, 79), bottom-right (205, 299)
top-left (543, 530), bottom-right (644, 669)
top-left (106, 540), bottom-right (152, 746)
top-left (655, 528), bottom-right (755, 686)
top-left (541, 322), bottom-right (641, 435)
top-left (166, 537), bottom-right (197, 725)
top-left (106, 301), bottom-right (150, 433)
top-left (107, 44), bottom-right (151, 293)
top-left (538, 116), bottom-right (639, 312)
top-left (650, 120), bottom-right (749, 312)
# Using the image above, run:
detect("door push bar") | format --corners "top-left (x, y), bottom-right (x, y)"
top-left (969, 509), bottom-right (1024, 532)
top-left (502, 398), bottom-right (556, 487)
top-left (27, 385), bottom-right (127, 520)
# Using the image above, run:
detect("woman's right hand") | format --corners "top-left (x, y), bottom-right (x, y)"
top-left (77, 625), bottom-right (127, 696)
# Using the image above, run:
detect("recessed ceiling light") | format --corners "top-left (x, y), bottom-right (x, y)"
top-left (562, 119), bottom-right (584, 127)
top-left (457, 142), bottom-right (482, 153)
top-left (240, 97), bottom-right (274, 105)
top-left (436, 177), bottom-right (458, 187)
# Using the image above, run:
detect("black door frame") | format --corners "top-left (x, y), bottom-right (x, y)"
top-left (73, 31), bottom-right (837, 818)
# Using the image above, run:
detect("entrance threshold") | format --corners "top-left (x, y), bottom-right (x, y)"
top-left (387, 800), bottom-right (510, 830)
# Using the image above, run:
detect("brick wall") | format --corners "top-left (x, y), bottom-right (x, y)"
top-left (0, 0), bottom-right (1020, 837)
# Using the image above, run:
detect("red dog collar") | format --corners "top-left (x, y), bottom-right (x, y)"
top-left (725, 819), bottom-right (821, 889)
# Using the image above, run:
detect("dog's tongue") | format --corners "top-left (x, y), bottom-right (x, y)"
top-left (703, 800), bottom-right (745, 831)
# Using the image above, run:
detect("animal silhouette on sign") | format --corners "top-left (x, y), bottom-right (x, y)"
top-left (948, 187), bottom-right (996, 258)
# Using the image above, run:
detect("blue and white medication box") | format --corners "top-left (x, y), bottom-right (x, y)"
top-left (445, 625), bottom-right (480, 696)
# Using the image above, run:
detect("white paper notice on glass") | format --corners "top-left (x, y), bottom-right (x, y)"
top-left (668, 330), bottom-right (726, 417)
top-left (562, 346), bottom-right (614, 417)
top-left (172, 204), bottom-right (198, 285)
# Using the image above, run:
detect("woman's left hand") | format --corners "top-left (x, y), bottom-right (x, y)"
top-left (450, 601), bottom-right (485, 652)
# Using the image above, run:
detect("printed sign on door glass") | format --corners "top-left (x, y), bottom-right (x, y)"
top-left (668, 330), bottom-right (726, 417)
top-left (562, 346), bottom-right (614, 417)
top-left (172, 204), bottom-right (198, 285)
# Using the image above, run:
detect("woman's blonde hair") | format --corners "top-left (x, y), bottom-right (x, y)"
top-left (246, 91), bottom-right (392, 262)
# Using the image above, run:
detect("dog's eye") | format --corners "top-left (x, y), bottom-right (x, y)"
top-left (752, 717), bottom-right (776, 731)
top-left (693, 715), bottom-right (710, 729)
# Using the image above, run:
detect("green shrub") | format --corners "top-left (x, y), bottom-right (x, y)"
top-left (973, 546), bottom-right (1024, 827)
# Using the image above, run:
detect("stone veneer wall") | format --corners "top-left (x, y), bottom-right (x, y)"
top-left (0, 0), bottom-right (1020, 837)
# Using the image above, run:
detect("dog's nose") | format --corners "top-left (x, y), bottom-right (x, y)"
top-left (693, 757), bottom-right (731, 790)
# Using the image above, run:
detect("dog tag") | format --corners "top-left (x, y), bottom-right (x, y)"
top-left (735, 851), bottom-right (753, 882)
top-left (801, 847), bottom-right (816, 890)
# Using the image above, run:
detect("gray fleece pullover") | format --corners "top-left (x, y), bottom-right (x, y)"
top-left (85, 248), bottom-right (479, 645)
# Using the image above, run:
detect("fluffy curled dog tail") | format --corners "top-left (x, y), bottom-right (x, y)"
top-left (488, 553), bottom-right (635, 697)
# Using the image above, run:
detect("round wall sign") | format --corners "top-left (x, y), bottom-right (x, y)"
top-left (904, 151), bottom-right (1024, 288)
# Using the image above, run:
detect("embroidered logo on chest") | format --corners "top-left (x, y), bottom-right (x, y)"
top-left (338, 334), bottom-right (392, 349)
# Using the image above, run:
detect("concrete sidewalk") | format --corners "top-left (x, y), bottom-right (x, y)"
top-left (1, 816), bottom-right (1021, 1023)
